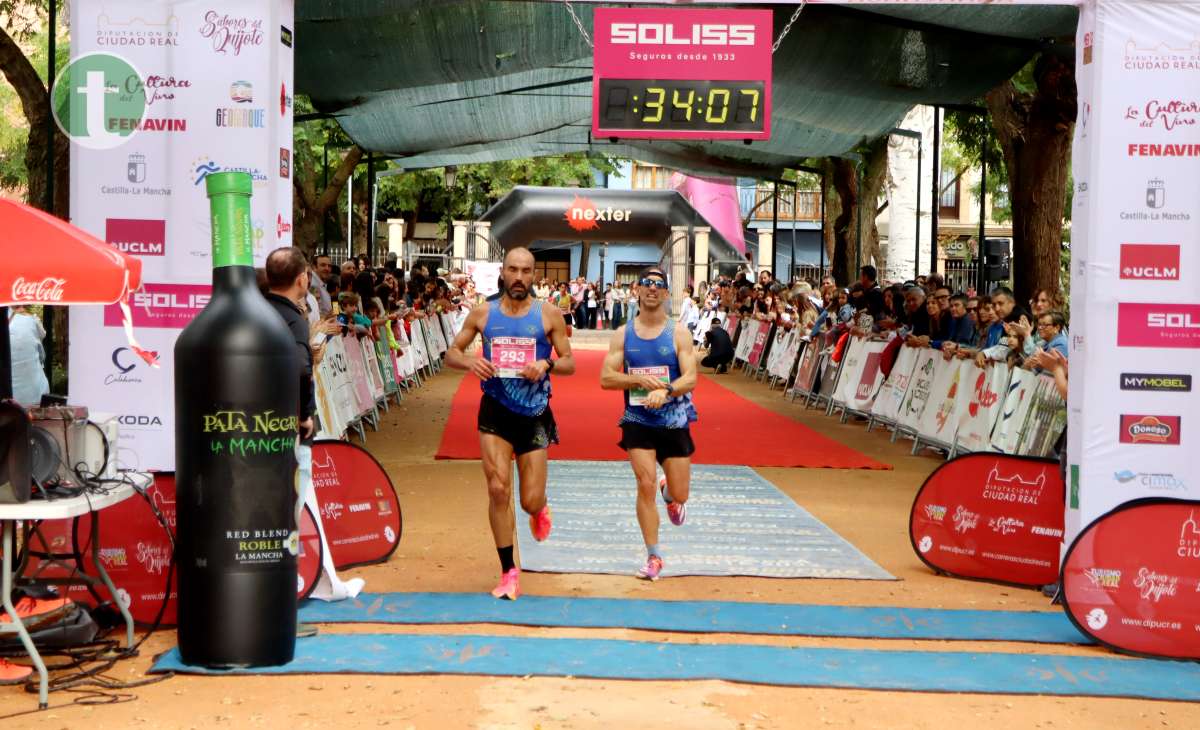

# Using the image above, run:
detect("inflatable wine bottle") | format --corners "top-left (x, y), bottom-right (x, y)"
top-left (175, 171), bottom-right (298, 667)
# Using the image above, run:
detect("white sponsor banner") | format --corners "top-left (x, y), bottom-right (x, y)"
top-left (870, 345), bottom-right (919, 423)
top-left (915, 356), bottom-right (964, 446)
top-left (734, 320), bottom-right (756, 362)
top-left (990, 368), bottom-right (1040, 455)
top-left (847, 340), bottom-right (888, 413)
top-left (896, 349), bottom-right (939, 432)
top-left (68, 0), bottom-right (295, 470)
top-left (767, 329), bottom-right (799, 380)
top-left (361, 338), bottom-right (386, 401)
top-left (1066, 0), bottom-right (1200, 546)
top-left (464, 261), bottom-right (502, 297)
top-left (832, 336), bottom-right (868, 406)
top-left (955, 361), bottom-right (1009, 454)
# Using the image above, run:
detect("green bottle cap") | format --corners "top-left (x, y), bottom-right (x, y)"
top-left (205, 170), bottom-right (253, 199)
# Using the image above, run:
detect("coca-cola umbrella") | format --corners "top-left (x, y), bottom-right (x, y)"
top-left (1, 197), bottom-right (157, 399)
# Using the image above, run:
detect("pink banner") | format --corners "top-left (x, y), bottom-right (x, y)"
top-left (592, 7), bottom-right (772, 141)
top-left (103, 282), bottom-right (211, 329)
top-left (1117, 303), bottom-right (1200, 349)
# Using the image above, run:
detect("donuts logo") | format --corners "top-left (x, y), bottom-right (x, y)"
top-left (1120, 415), bottom-right (1180, 445)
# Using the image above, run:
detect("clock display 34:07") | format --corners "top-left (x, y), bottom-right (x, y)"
top-left (598, 79), bottom-right (765, 132)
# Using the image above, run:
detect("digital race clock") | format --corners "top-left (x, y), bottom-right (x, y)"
top-left (597, 79), bottom-right (765, 133)
top-left (592, 8), bottom-right (772, 142)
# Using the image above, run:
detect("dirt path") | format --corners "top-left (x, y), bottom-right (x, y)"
top-left (3, 353), bottom-right (1197, 729)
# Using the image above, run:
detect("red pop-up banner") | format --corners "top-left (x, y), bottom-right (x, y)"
top-left (1062, 499), bottom-right (1200, 661)
top-left (910, 453), bottom-right (1064, 587)
top-left (29, 474), bottom-right (322, 626)
top-left (311, 440), bottom-right (403, 569)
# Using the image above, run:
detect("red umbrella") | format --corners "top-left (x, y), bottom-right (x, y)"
top-left (0, 197), bottom-right (143, 307)
top-left (1, 197), bottom-right (158, 399)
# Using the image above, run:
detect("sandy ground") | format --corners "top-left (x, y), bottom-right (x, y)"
top-left (2, 332), bottom-right (1198, 728)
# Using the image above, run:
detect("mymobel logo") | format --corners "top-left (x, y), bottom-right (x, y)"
top-left (1119, 243), bottom-right (1179, 280)
top-left (51, 52), bottom-right (146, 150)
top-left (1120, 373), bottom-right (1192, 392)
top-left (610, 22), bottom-right (755, 46)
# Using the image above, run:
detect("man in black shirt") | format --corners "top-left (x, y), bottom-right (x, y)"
top-left (264, 247), bottom-right (315, 442)
top-left (858, 265), bottom-right (885, 320)
top-left (701, 320), bottom-right (735, 373)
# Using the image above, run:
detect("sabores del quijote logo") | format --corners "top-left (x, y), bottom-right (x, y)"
top-left (198, 11), bottom-right (265, 56)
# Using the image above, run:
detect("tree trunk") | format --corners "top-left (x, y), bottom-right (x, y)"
top-left (830, 157), bottom-right (859, 286)
top-left (985, 53), bottom-right (1076, 305)
top-left (859, 138), bottom-right (889, 271)
top-left (821, 158), bottom-right (838, 278)
top-left (292, 145), bottom-right (363, 257)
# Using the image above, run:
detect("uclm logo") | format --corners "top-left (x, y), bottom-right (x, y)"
top-left (103, 283), bottom-right (211, 329)
top-left (1117, 303), bottom-right (1200, 348)
top-left (106, 218), bottom-right (166, 256)
top-left (1119, 243), bottom-right (1178, 280)
top-left (610, 23), bottom-right (755, 46)
top-left (1119, 415), bottom-right (1181, 445)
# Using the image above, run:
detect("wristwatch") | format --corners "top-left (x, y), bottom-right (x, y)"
top-left (545, 358), bottom-right (556, 373)
top-left (664, 382), bottom-right (675, 396)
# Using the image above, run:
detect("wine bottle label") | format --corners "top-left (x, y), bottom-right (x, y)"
top-left (209, 194), bottom-right (254, 268)
top-left (194, 406), bottom-right (299, 570)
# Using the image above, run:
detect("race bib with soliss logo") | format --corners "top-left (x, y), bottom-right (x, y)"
top-left (491, 336), bottom-right (537, 377)
top-left (629, 365), bottom-right (670, 406)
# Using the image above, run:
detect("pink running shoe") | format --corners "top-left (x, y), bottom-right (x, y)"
top-left (660, 477), bottom-right (686, 526)
top-left (636, 555), bottom-right (664, 581)
top-left (0, 658), bottom-right (31, 686)
top-left (529, 505), bottom-right (553, 542)
top-left (491, 568), bottom-right (521, 600)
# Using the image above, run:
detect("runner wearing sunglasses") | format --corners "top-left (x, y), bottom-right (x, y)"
top-left (599, 267), bottom-right (698, 581)
top-left (446, 247), bottom-right (576, 600)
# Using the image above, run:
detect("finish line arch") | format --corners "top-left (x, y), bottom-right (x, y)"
top-left (476, 186), bottom-right (749, 307)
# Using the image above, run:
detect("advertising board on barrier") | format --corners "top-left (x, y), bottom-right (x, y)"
top-left (910, 454), bottom-right (1065, 587)
top-left (1062, 499), bottom-right (1200, 660)
top-left (29, 474), bottom-right (321, 626)
top-left (311, 440), bottom-right (403, 569)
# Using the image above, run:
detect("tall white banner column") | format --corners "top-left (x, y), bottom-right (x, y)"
top-left (1066, 0), bottom-right (1200, 546)
top-left (67, 1), bottom-right (295, 471)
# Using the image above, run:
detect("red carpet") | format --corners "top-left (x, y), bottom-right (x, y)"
top-left (435, 351), bottom-right (890, 469)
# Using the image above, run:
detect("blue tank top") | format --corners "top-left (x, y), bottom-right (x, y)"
top-left (622, 319), bottom-right (697, 429)
top-left (481, 299), bottom-right (553, 417)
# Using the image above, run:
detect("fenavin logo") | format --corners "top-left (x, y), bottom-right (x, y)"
top-left (1120, 373), bottom-right (1192, 392)
top-left (51, 52), bottom-right (146, 150)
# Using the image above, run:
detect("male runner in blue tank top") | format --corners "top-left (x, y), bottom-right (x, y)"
top-left (600, 266), bottom-right (698, 580)
top-left (446, 247), bottom-right (576, 600)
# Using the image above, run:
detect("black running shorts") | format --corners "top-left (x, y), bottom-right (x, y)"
top-left (477, 393), bottom-right (559, 455)
top-left (618, 421), bottom-right (695, 464)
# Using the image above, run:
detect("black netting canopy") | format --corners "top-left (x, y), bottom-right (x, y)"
top-left (296, 1), bottom-right (1077, 176)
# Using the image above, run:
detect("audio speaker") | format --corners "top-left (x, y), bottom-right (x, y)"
top-left (0, 400), bottom-right (31, 504)
top-left (27, 405), bottom-right (88, 487)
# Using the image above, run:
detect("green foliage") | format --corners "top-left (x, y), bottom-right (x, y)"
top-left (0, 3), bottom-right (68, 194)
top-left (375, 154), bottom-right (619, 224)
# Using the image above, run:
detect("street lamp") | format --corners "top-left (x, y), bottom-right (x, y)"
top-left (443, 165), bottom-right (458, 257)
